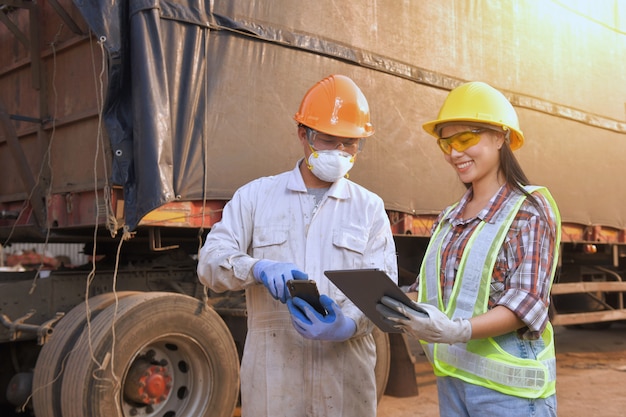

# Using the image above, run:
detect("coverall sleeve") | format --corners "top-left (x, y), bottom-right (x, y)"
top-left (197, 185), bottom-right (260, 293)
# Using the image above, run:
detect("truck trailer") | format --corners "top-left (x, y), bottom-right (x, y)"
top-left (0, 1), bottom-right (625, 416)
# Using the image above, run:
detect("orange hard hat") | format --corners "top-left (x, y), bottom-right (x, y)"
top-left (294, 74), bottom-right (374, 138)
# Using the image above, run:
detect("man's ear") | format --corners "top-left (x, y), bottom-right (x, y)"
top-left (297, 125), bottom-right (308, 144)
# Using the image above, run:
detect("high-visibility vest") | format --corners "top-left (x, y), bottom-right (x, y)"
top-left (419, 186), bottom-right (561, 399)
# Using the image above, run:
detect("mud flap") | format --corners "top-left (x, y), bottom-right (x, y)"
top-left (385, 332), bottom-right (419, 397)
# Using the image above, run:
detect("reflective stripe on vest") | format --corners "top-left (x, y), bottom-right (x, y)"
top-left (419, 186), bottom-right (561, 399)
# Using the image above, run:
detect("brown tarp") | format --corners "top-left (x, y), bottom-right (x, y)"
top-left (72, 0), bottom-right (626, 230)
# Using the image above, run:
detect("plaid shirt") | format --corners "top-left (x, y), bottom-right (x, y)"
top-left (435, 183), bottom-right (558, 339)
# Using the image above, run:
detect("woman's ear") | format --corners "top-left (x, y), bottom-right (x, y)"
top-left (495, 132), bottom-right (505, 150)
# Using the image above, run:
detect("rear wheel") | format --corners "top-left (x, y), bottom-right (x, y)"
top-left (59, 292), bottom-right (240, 417)
top-left (373, 326), bottom-right (391, 402)
top-left (32, 292), bottom-right (140, 417)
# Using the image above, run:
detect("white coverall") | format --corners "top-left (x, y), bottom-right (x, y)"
top-left (197, 161), bottom-right (398, 417)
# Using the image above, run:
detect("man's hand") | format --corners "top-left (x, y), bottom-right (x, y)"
top-left (378, 296), bottom-right (472, 344)
top-left (253, 260), bottom-right (308, 303)
top-left (287, 294), bottom-right (356, 341)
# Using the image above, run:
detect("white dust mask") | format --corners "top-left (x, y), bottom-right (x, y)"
top-left (307, 149), bottom-right (355, 182)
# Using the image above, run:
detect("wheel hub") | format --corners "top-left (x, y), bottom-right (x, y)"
top-left (125, 360), bottom-right (173, 405)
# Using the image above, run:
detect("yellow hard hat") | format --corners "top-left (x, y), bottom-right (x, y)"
top-left (294, 74), bottom-right (374, 138)
top-left (422, 81), bottom-right (524, 150)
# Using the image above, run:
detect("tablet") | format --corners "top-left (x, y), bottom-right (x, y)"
top-left (324, 269), bottom-right (426, 333)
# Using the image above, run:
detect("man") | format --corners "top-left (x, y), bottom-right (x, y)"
top-left (197, 74), bottom-right (397, 417)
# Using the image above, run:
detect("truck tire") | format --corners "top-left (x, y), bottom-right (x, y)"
top-left (32, 291), bottom-right (140, 417)
top-left (59, 292), bottom-right (240, 417)
top-left (373, 326), bottom-right (391, 403)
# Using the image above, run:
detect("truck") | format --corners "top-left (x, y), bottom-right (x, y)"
top-left (0, 1), bottom-right (624, 416)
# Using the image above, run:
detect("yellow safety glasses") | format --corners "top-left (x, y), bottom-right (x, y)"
top-left (437, 129), bottom-right (486, 154)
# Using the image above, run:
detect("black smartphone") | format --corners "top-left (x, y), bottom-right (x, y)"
top-left (286, 279), bottom-right (327, 316)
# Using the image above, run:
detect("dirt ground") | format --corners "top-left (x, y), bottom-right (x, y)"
top-left (377, 322), bottom-right (626, 417)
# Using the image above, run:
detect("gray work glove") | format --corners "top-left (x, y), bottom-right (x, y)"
top-left (378, 296), bottom-right (472, 344)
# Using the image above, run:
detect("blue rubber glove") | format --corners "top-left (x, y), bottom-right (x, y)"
top-left (253, 260), bottom-right (308, 303)
top-left (287, 294), bottom-right (356, 341)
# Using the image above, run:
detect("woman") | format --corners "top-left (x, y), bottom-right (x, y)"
top-left (379, 81), bottom-right (560, 417)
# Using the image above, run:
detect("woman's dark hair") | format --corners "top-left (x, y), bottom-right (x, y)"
top-left (500, 144), bottom-right (529, 189)
top-left (502, 144), bottom-right (555, 231)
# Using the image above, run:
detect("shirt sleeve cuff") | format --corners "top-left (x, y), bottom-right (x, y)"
top-left (496, 288), bottom-right (549, 335)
